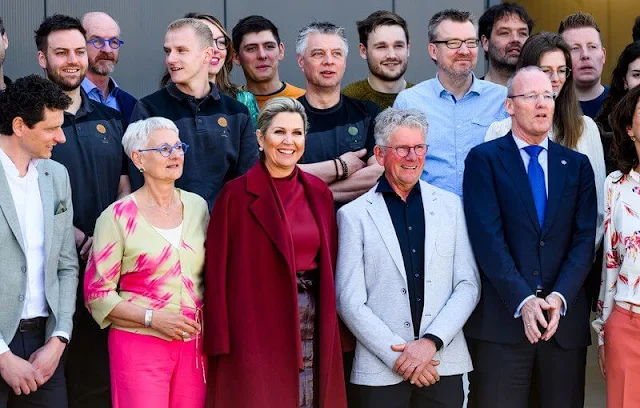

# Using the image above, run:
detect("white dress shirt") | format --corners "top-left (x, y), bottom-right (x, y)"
top-left (0, 148), bottom-right (67, 355)
top-left (511, 134), bottom-right (568, 317)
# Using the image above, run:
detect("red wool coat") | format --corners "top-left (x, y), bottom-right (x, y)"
top-left (204, 162), bottom-right (347, 408)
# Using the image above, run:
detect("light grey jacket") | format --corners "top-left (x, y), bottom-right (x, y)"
top-left (0, 159), bottom-right (78, 345)
top-left (336, 180), bottom-right (480, 386)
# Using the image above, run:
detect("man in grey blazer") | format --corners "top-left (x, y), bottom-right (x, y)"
top-left (0, 75), bottom-right (78, 407)
top-left (336, 108), bottom-right (480, 407)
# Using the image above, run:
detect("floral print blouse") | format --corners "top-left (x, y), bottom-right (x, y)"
top-left (593, 170), bottom-right (640, 345)
top-left (84, 189), bottom-right (209, 339)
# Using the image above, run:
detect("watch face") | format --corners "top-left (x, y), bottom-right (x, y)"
top-left (56, 336), bottom-right (69, 344)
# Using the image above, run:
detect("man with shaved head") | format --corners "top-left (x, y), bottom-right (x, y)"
top-left (81, 12), bottom-right (137, 124)
top-left (463, 67), bottom-right (596, 407)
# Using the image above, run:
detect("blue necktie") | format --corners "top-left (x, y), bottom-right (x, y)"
top-left (523, 145), bottom-right (546, 227)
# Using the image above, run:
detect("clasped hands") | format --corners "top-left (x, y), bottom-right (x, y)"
top-left (391, 338), bottom-right (440, 388)
top-left (521, 294), bottom-right (562, 344)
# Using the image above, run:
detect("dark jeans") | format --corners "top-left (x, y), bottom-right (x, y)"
top-left (0, 323), bottom-right (67, 408)
top-left (355, 375), bottom-right (464, 408)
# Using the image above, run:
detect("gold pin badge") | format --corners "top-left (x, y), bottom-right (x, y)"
top-left (96, 124), bottom-right (107, 134)
top-left (218, 117), bottom-right (228, 127)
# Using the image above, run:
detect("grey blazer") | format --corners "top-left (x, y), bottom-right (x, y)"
top-left (0, 159), bottom-right (78, 345)
top-left (336, 180), bottom-right (480, 386)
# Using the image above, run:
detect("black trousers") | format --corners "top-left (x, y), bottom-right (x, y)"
top-left (0, 326), bottom-right (67, 408)
top-left (467, 337), bottom-right (586, 408)
top-left (64, 265), bottom-right (111, 408)
top-left (355, 375), bottom-right (463, 408)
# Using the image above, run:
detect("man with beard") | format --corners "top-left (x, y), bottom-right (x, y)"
top-left (479, 3), bottom-right (533, 86)
top-left (559, 13), bottom-right (608, 119)
top-left (80, 12), bottom-right (137, 124)
top-left (295, 21), bottom-right (382, 204)
top-left (394, 9), bottom-right (507, 197)
top-left (343, 11), bottom-right (413, 109)
top-left (0, 16), bottom-right (10, 93)
top-left (232, 15), bottom-right (305, 108)
top-left (34, 14), bottom-right (130, 408)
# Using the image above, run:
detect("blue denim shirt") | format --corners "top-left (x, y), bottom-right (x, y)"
top-left (394, 75), bottom-right (508, 196)
top-left (81, 77), bottom-right (121, 112)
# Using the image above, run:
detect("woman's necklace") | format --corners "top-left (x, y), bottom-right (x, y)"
top-left (146, 189), bottom-right (178, 216)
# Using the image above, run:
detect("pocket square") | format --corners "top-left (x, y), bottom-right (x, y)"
top-left (55, 202), bottom-right (67, 215)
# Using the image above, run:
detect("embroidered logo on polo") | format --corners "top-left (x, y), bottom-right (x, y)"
top-left (346, 124), bottom-right (364, 149)
top-left (217, 116), bottom-right (230, 138)
top-left (96, 123), bottom-right (109, 143)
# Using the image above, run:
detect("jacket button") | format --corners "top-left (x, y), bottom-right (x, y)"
top-left (18, 295), bottom-right (24, 301)
top-left (533, 270), bottom-right (540, 276)
top-left (404, 322), bottom-right (410, 328)
top-left (401, 288), bottom-right (407, 294)
top-left (540, 241), bottom-right (545, 247)
top-left (21, 266), bottom-right (26, 273)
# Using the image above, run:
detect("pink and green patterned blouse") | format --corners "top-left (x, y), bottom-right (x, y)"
top-left (84, 189), bottom-right (209, 340)
top-left (593, 170), bottom-right (640, 345)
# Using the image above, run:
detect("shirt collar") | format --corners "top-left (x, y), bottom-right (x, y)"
top-left (166, 81), bottom-right (221, 101)
top-left (376, 173), bottom-right (421, 195)
top-left (512, 133), bottom-right (549, 151)
top-left (629, 168), bottom-right (640, 183)
top-left (433, 72), bottom-right (481, 98)
top-left (81, 77), bottom-right (119, 95)
top-left (0, 146), bottom-right (40, 179)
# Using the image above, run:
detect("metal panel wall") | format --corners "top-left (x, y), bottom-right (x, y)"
top-left (1, 0), bottom-right (485, 98)
top-left (1, 0), bottom-right (46, 80)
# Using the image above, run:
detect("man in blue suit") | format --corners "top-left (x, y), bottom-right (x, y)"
top-left (463, 66), bottom-right (597, 408)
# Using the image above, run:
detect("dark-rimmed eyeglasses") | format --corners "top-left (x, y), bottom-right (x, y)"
top-left (380, 144), bottom-right (428, 157)
top-left (138, 142), bottom-right (189, 157)
top-left (213, 36), bottom-right (228, 50)
top-left (507, 93), bottom-right (555, 103)
top-left (431, 39), bottom-right (479, 49)
top-left (87, 37), bottom-right (125, 50)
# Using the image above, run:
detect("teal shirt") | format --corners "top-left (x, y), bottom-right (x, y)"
top-left (236, 90), bottom-right (259, 129)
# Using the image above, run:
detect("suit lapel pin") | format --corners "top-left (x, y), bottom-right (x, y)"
top-left (561, 160), bottom-right (567, 165)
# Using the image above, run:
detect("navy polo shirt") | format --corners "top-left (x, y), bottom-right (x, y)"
top-left (53, 89), bottom-right (126, 235)
top-left (130, 82), bottom-right (258, 209)
top-left (580, 86), bottom-right (609, 119)
top-left (298, 94), bottom-right (380, 164)
top-left (377, 175), bottom-right (442, 349)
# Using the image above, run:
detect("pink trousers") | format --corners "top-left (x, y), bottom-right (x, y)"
top-left (109, 328), bottom-right (207, 408)
top-left (604, 305), bottom-right (640, 408)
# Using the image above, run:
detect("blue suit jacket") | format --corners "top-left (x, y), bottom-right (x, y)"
top-left (113, 87), bottom-right (137, 126)
top-left (463, 132), bottom-right (597, 349)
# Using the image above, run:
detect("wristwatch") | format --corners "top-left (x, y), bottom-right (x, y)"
top-left (56, 336), bottom-right (69, 344)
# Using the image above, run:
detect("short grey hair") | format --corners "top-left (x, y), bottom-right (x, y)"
top-left (507, 65), bottom-right (545, 96)
top-left (427, 9), bottom-right (475, 43)
top-left (295, 21), bottom-right (348, 56)
top-left (167, 18), bottom-right (213, 48)
top-left (258, 97), bottom-right (309, 135)
top-left (122, 117), bottom-right (180, 160)
top-left (374, 108), bottom-right (428, 146)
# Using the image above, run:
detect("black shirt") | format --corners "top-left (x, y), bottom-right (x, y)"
top-left (580, 86), bottom-right (609, 119)
top-left (53, 90), bottom-right (126, 236)
top-left (130, 82), bottom-right (258, 209)
top-left (298, 94), bottom-right (380, 164)
top-left (376, 175), bottom-right (442, 349)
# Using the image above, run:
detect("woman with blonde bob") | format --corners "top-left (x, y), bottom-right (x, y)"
top-left (204, 97), bottom-right (347, 408)
top-left (85, 117), bottom-right (210, 408)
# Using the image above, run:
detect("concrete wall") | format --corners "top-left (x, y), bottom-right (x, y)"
top-left (1, 0), bottom-right (486, 99)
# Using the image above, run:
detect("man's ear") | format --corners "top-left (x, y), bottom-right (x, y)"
top-left (359, 43), bottom-right (367, 60)
top-left (481, 35), bottom-right (489, 53)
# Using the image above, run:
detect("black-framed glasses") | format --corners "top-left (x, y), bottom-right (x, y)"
top-left (540, 66), bottom-right (571, 79)
top-left (507, 93), bottom-right (555, 103)
top-left (87, 37), bottom-right (125, 50)
top-left (431, 39), bottom-right (479, 49)
top-left (138, 142), bottom-right (189, 157)
top-left (380, 144), bottom-right (428, 157)
top-left (213, 36), bottom-right (228, 50)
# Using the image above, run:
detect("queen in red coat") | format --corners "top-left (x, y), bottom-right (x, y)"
top-left (204, 97), bottom-right (347, 408)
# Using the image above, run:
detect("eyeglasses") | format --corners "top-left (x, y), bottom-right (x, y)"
top-left (213, 36), bottom-right (228, 50)
top-left (138, 142), bottom-right (189, 157)
top-left (540, 66), bottom-right (571, 79)
top-left (380, 144), bottom-right (428, 157)
top-left (507, 93), bottom-right (555, 103)
top-left (431, 39), bottom-right (479, 49)
top-left (87, 37), bottom-right (125, 50)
